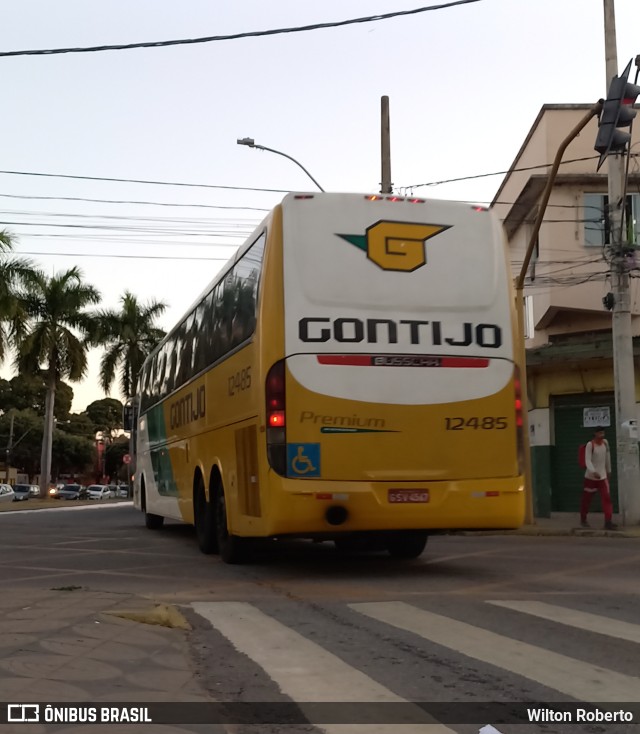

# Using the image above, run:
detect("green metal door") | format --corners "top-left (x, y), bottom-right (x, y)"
top-left (551, 393), bottom-right (618, 513)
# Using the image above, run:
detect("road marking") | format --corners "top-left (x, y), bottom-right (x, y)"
top-left (487, 599), bottom-right (640, 644)
top-left (192, 601), bottom-right (454, 734)
top-left (0, 502), bottom-right (133, 515)
top-left (350, 601), bottom-right (640, 702)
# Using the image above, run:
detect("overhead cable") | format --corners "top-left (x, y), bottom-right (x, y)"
top-left (0, 1), bottom-right (481, 57)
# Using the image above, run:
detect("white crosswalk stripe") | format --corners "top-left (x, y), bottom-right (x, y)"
top-left (487, 599), bottom-right (640, 644)
top-left (192, 601), bottom-right (455, 734)
top-left (350, 601), bottom-right (640, 702)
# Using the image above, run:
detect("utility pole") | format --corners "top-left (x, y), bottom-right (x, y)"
top-left (4, 410), bottom-right (14, 482)
top-left (380, 96), bottom-right (392, 194)
top-left (603, 0), bottom-right (640, 525)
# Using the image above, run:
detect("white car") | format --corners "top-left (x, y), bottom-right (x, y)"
top-left (86, 484), bottom-right (111, 500)
top-left (0, 484), bottom-right (15, 503)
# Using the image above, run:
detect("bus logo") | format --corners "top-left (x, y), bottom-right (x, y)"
top-left (338, 220), bottom-right (450, 272)
top-left (287, 444), bottom-right (321, 477)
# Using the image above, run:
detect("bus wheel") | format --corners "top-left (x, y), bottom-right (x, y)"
top-left (145, 512), bottom-right (164, 530)
top-left (385, 531), bottom-right (428, 559)
top-left (215, 485), bottom-right (249, 564)
top-left (142, 481), bottom-right (164, 529)
top-left (194, 477), bottom-right (217, 555)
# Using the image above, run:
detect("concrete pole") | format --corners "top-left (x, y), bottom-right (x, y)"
top-left (603, 0), bottom-right (640, 525)
top-left (4, 410), bottom-right (14, 482)
top-left (380, 96), bottom-right (392, 194)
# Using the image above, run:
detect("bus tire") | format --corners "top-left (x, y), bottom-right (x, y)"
top-left (215, 484), bottom-right (249, 564)
top-left (141, 480), bottom-right (164, 530)
top-left (385, 531), bottom-right (428, 559)
top-left (194, 476), bottom-right (217, 555)
top-left (145, 512), bottom-right (164, 530)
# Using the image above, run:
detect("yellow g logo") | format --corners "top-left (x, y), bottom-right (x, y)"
top-left (338, 221), bottom-right (449, 272)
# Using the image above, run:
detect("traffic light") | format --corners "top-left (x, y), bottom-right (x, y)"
top-left (595, 59), bottom-right (640, 170)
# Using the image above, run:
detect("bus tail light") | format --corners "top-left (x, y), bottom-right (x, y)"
top-left (266, 360), bottom-right (287, 476)
top-left (514, 365), bottom-right (525, 475)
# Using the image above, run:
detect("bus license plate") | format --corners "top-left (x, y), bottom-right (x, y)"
top-left (388, 489), bottom-right (430, 503)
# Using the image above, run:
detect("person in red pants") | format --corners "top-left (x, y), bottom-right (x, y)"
top-left (581, 427), bottom-right (617, 530)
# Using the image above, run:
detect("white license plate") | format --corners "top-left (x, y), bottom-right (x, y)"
top-left (388, 489), bottom-right (430, 503)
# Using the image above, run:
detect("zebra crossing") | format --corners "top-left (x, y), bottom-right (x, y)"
top-left (191, 597), bottom-right (640, 734)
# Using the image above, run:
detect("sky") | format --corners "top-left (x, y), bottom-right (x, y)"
top-left (1, 0), bottom-right (639, 412)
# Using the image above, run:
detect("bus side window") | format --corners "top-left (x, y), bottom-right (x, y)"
top-left (201, 289), bottom-right (216, 369)
top-left (178, 313), bottom-right (195, 385)
top-left (232, 263), bottom-right (258, 345)
top-left (166, 337), bottom-right (178, 395)
top-left (192, 301), bottom-right (207, 375)
top-left (211, 279), bottom-right (228, 361)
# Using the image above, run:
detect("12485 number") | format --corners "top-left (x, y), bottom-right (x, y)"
top-left (445, 416), bottom-right (508, 430)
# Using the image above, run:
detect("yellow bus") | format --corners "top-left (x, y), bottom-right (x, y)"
top-left (128, 192), bottom-right (525, 563)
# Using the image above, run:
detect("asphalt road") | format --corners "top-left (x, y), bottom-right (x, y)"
top-left (1, 504), bottom-right (639, 734)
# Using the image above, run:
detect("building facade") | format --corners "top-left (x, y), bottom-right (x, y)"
top-left (492, 104), bottom-right (640, 517)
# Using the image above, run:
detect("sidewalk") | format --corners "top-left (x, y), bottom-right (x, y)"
top-left (471, 512), bottom-right (640, 538)
top-left (0, 588), bottom-right (220, 734)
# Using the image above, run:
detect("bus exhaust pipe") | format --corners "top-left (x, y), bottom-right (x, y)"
top-left (325, 506), bottom-right (348, 526)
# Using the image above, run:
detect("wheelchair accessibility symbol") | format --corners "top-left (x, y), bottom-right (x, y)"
top-left (287, 443), bottom-right (321, 477)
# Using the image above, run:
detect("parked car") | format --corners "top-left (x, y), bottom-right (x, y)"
top-left (48, 483), bottom-right (65, 498)
top-left (29, 485), bottom-right (40, 497)
top-left (87, 484), bottom-right (111, 500)
top-left (54, 484), bottom-right (89, 500)
top-left (0, 484), bottom-right (15, 503)
top-left (12, 484), bottom-right (32, 501)
top-left (107, 484), bottom-right (128, 498)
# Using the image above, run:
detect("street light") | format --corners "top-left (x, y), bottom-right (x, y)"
top-left (237, 137), bottom-right (325, 192)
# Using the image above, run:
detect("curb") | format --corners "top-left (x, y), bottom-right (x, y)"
top-left (455, 527), bottom-right (640, 538)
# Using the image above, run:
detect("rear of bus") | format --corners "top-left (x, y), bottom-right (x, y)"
top-left (263, 193), bottom-right (525, 537)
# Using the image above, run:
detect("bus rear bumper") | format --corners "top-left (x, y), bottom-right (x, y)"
top-left (262, 476), bottom-right (525, 537)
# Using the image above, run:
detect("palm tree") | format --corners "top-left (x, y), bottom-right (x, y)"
top-left (0, 229), bottom-right (36, 365)
top-left (93, 291), bottom-right (166, 398)
top-left (15, 266), bottom-right (101, 497)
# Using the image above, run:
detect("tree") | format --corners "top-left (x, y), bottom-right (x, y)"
top-left (51, 430), bottom-right (95, 482)
top-left (0, 409), bottom-right (43, 477)
top-left (104, 435), bottom-right (129, 482)
top-left (93, 291), bottom-right (166, 398)
top-left (0, 229), bottom-right (35, 366)
top-left (85, 397), bottom-right (123, 439)
top-left (0, 373), bottom-right (73, 418)
top-left (15, 266), bottom-right (101, 497)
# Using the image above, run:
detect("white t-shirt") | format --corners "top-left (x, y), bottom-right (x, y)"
top-left (584, 439), bottom-right (611, 487)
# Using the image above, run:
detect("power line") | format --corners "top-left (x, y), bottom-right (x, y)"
top-left (0, 162), bottom-right (620, 203)
top-left (0, 191), bottom-right (605, 214)
top-left (0, 192), bottom-right (270, 212)
top-left (0, 208), bottom-right (260, 228)
top-left (0, 1), bottom-right (481, 58)
top-left (0, 169), bottom-right (291, 194)
top-left (0, 220), bottom-right (252, 236)
top-left (17, 250), bottom-right (233, 262)
top-left (402, 155), bottom-right (604, 191)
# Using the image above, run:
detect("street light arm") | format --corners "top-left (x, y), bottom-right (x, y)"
top-left (252, 145), bottom-right (325, 192)
top-left (237, 138), bottom-right (325, 192)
